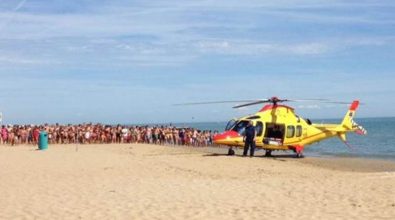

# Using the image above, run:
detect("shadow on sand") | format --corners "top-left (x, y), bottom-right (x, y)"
top-left (202, 153), bottom-right (303, 160)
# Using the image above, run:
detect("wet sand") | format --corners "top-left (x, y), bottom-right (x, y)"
top-left (1, 144), bottom-right (394, 219)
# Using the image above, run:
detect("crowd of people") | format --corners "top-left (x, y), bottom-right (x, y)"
top-left (0, 124), bottom-right (218, 147)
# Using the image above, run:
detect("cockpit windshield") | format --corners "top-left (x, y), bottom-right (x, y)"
top-left (225, 119), bottom-right (237, 131)
top-left (232, 120), bottom-right (250, 135)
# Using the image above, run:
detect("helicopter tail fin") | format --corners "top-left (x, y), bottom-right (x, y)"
top-left (341, 100), bottom-right (359, 130)
top-left (339, 100), bottom-right (367, 135)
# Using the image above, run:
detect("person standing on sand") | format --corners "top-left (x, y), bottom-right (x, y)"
top-left (243, 121), bottom-right (256, 157)
top-left (1, 125), bottom-right (8, 144)
top-left (32, 126), bottom-right (40, 145)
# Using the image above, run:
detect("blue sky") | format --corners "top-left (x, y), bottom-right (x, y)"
top-left (0, 0), bottom-right (395, 124)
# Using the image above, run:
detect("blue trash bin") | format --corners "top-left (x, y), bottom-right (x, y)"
top-left (38, 131), bottom-right (48, 150)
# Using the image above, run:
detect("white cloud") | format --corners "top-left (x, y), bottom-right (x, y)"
top-left (0, 0), bottom-right (393, 68)
top-left (196, 40), bottom-right (330, 55)
top-left (0, 55), bottom-right (60, 65)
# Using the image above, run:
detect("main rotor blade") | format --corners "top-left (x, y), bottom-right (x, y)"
top-left (289, 99), bottom-right (362, 105)
top-left (288, 98), bottom-right (330, 102)
top-left (325, 101), bottom-right (363, 105)
top-left (233, 100), bottom-right (270, 108)
top-left (173, 100), bottom-right (260, 106)
top-left (175, 98), bottom-right (364, 107)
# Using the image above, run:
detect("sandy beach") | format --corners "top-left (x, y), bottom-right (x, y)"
top-left (1, 144), bottom-right (394, 220)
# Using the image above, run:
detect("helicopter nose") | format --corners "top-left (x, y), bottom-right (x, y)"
top-left (213, 130), bottom-right (240, 142)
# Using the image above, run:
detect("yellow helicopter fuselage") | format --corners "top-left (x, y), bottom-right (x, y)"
top-left (213, 101), bottom-right (365, 154)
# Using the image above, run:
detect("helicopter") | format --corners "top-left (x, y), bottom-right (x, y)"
top-left (180, 97), bottom-right (367, 158)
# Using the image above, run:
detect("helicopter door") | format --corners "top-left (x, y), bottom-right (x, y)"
top-left (264, 123), bottom-right (285, 145)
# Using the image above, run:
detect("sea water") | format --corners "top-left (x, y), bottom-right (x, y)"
top-left (173, 117), bottom-right (395, 161)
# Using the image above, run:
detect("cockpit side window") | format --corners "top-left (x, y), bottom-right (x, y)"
top-left (232, 120), bottom-right (250, 135)
top-left (225, 119), bottom-right (237, 131)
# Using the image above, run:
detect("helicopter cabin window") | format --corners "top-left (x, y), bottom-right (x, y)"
top-left (225, 119), bottom-right (237, 131)
top-left (296, 125), bottom-right (302, 137)
top-left (255, 121), bottom-right (264, 136)
top-left (286, 126), bottom-right (295, 138)
top-left (232, 120), bottom-right (250, 135)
